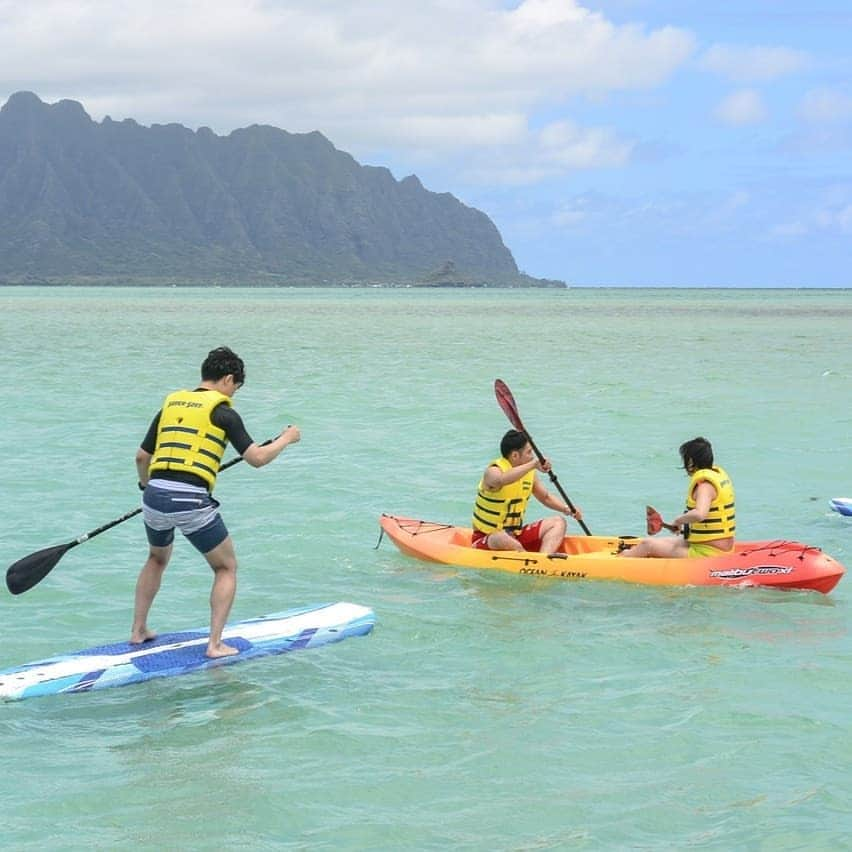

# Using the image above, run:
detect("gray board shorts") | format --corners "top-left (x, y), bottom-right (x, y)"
top-left (142, 480), bottom-right (228, 554)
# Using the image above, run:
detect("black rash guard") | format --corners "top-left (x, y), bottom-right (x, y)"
top-left (141, 390), bottom-right (255, 490)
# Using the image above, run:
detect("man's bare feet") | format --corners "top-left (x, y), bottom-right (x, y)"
top-left (205, 641), bottom-right (239, 659)
top-left (129, 628), bottom-right (157, 644)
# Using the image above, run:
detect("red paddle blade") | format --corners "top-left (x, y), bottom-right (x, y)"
top-left (494, 379), bottom-right (525, 431)
top-left (646, 505), bottom-right (663, 535)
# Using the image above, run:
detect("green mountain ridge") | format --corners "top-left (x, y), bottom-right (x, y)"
top-left (0, 92), bottom-right (563, 287)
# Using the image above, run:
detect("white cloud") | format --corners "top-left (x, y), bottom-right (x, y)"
top-left (798, 88), bottom-right (852, 124)
top-left (553, 206), bottom-right (588, 227)
top-left (779, 126), bottom-right (852, 156)
top-left (364, 114), bottom-right (530, 152)
top-left (461, 119), bottom-right (635, 185)
top-left (818, 204), bottom-right (852, 234)
top-left (547, 186), bottom-right (764, 239)
top-left (538, 120), bottom-right (633, 168)
top-left (0, 1), bottom-right (693, 145)
top-left (714, 89), bottom-right (767, 126)
top-left (770, 221), bottom-right (809, 238)
top-left (699, 43), bottom-right (807, 82)
top-left (771, 202), bottom-right (852, 238)
top-left (0, 0), bottom-right (693, 189)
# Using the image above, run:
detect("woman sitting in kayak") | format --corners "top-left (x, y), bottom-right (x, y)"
top-left (621, 437), bottom-right (736, 559)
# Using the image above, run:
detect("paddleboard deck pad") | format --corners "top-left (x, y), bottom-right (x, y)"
top-left (0, 601), bottom-right (375, 701)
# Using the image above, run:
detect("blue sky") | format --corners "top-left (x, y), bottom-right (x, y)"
top-left (2, 0), bottom-right (851, 285)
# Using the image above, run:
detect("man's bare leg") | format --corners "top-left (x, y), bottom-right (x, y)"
top-left (130, 543), bottom-right (172, 644)
top-left (485, 530), bottom-right (525, 551)
top-left (539, 516), bottom-right (567, 555)
top-left (204, 536), bottom-right (239, 658)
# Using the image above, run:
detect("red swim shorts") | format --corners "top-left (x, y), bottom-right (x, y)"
top-left (471, 520), bottom-right (545, 551)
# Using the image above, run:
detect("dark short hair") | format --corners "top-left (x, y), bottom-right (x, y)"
top-left (201, 346), bottom-right (245, 385)
top-left (679, 436), bottom-right (713, 470)
top-left (500, 429), bottom-right (528, 458)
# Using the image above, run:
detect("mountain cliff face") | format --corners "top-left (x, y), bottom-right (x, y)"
top-left (0, 92), bottom-right (561, 286)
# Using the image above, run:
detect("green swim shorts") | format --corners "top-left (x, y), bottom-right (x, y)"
top-left (688, 542), bottom-right (728, 558)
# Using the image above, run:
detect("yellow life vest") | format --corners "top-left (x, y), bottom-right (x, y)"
top-left (148, 389), bottom-right (232, 491)
top-left (472, 456), bottom-right (534, 534)
top-left (685, 466), bottom-right (736, 542)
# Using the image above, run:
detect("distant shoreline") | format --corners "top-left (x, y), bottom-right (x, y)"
top-left (0, 279), bottom-right (568, 289)
top-left (1, 281), bottom-right (848, 290)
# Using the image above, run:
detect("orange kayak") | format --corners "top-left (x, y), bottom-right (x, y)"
top-left (379, 514), bottom-right (845, 594)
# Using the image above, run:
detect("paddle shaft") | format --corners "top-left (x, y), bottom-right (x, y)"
top-left (522, 431), bottom-right (592, 536)
top-left (646, 505), bottom-right (683, 535)
top-left (6, 438), bottom-right (274, 595)
top-left (494, 379), bottom-right (591, 535)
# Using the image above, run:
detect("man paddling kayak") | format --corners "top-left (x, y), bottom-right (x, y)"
top-left (471, 429), bottom-right (583, 555)
top-left (621, 436), bottom-right (736, 559)
top-left (132, 346), bottom-right (300, 658)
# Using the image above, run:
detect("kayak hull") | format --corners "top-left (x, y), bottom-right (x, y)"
top-left (379, 514), bottom-right (845, 594)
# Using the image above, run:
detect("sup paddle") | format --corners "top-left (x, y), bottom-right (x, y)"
top-left (493, 379), bottom-right (591, 535)
top-left (6, 438), bottom-right (275, 596)
top-left (646, 505), bottom-right (679, 535)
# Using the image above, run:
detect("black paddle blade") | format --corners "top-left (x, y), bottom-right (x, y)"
top-left (6, 541), bottom-right (74, 595)
top-left (494, 379), bottom-right (525, 432)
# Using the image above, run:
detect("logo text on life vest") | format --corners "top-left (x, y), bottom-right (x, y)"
top-left (166, 400), bottom-right (204, 409)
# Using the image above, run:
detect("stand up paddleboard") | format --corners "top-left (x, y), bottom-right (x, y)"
top-left (830, 497), bottom-right (852, 517)
top-left (0, 602), bottom-right (375, 702)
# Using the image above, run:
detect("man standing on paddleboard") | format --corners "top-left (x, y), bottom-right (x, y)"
top-left (132, 346), bottom-right (300, 658)
top-left (471, 429), bottom-right (583, 555)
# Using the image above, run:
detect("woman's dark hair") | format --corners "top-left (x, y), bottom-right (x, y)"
top-left (201, 346), bottom-right (245, 385)
top-left (679, 436), bottom-right (714, 471)
top-left (500, 429), bottom-right (528, 458)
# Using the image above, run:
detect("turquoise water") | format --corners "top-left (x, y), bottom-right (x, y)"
top-left (1, 286), bottom-right (851, 849)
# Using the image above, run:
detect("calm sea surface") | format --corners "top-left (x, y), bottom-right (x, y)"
top-left (1, 286), bottom-right (851, 850)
